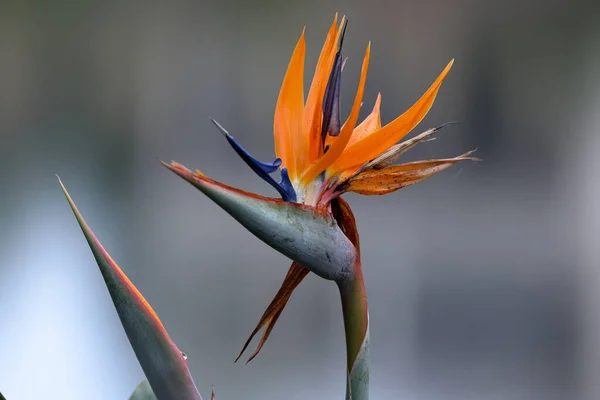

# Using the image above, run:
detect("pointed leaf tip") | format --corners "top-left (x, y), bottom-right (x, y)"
top-left (58, 178), bottom-right (202, 400)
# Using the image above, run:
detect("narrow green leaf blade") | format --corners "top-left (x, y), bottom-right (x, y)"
top-left (0, 390), bottom-right (6, 400)
top-left (58, 177), bottom-right (202, 400)
top-left (129, 380), bottom-right (157, 400)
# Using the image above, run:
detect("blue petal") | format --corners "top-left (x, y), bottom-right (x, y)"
top-left (279, 168), bottom-right (297, 202)
top-left (211, 119), bottom-right (297, 202)
top-left (321, 20), bottom-right (347, 145)
top-left (321, 54), bottom-right (342, 142)
top-left (211, 119), bottom-right (281, 173)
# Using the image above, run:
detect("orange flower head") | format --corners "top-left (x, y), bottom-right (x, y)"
top-left (209, 14), bottom-right (475, 207)
top-left (166, 14), bottom-right (478, 364)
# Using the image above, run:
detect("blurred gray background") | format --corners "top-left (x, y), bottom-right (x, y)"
top-left (1, 0), bottom-right (599, 399)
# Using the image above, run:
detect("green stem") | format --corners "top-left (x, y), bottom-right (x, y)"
top-left (338, 259), bottom-right (369, 400)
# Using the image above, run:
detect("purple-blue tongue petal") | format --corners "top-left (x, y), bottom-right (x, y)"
top-left (279, 168), bottom-right (295, 201)
top-left (321, 20), bottom-right (347, 145)
top-left (322, 54), bottom-right (342, 141)
top-left (210, 119), bottom-right (296, 202)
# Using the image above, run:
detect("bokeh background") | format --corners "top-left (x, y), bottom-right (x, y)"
top-left (1, 0), bottom-right (599, 399)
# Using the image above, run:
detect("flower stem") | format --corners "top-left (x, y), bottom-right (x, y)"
top-left (338, 259), bottom-right (369, 400)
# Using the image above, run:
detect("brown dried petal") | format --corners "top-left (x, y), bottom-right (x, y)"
top-left (236, 262), bottom-right (309, 363)
top-left (348, 151), bottom-right (478, 195)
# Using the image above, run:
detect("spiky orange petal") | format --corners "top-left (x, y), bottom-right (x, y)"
top-left (347, 92), bottom-right (382, 147)
top-left (330, 59), bottom-right (454, 175)
top-left (274, 30), bottom-right (307, 179)
top-left (301, 43), bottom-right (371, 185)
top-left (304, 16), bottom-right (342, 165)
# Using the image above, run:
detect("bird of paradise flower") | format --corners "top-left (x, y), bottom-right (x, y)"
top-left (164, 14), bottom-right (477, 399)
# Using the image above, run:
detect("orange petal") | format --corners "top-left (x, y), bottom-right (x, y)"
top-left (274, 30), bottom-right (307, 179)
top-left (324, 92), bottom-right (380, 150)
top-left (363, 122), bottom-right (454, 171)
top-left (301, 17), bottom-right (348, 174)
top-left (301, 43), bottom-right (371, 185)
top-left (330, 59), bottom-right (454, 174)
top-left (347, 92), bottom-right (382, 147)
top-left (236, 262), bottom-right (309, 363)
top-left (305, 16), bottom-right (346, 166)
top-left (347, 151), bottom-right (476, 195)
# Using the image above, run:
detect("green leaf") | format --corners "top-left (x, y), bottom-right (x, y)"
top-left (163, 162), bottom-right (357, 282)
top-left (129, 381), bottom-right (157, 400)
top-left (0, 390), bottom-right (6, 400)
top-left (58, 177), bottom-right (202, 400)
